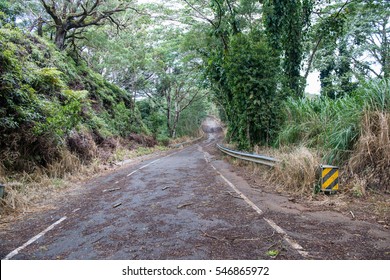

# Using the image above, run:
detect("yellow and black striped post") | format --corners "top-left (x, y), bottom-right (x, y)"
top-left (320, 165), bottom-right (339, 193)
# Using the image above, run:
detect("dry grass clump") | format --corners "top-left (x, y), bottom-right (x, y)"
top-left (128, 133), bottom-right (158, 148)
top-left (268, 147), bottom-right (321, 195)
top-left (344, 175), bottom-right (367, 198)
top-left (67, 130), bottom-right (98, 162)
top-left (0, 171), bottom-right (71, 216)
top-left (348, 111), bottom-right (390, 191)
top-left (169, 135), bottom-right (192, 145)
top-left (45, 149), bottom-right (82, 178)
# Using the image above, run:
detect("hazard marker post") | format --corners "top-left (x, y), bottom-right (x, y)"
top-left (320, 165), bottom-right (339, 193)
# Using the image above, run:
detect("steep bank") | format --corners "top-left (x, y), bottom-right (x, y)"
top-left (0, 25), bottom-right (147, 173)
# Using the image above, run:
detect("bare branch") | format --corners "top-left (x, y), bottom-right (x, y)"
top-left (180, 0), bottom-right (217, 29)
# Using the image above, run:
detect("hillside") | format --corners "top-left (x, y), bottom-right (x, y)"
top-left (0, 25), bottom-right (148, 175)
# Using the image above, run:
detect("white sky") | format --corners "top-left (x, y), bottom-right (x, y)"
top-left (305, 71), bottom-right (321, 95)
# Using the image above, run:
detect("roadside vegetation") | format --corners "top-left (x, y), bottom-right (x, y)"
top-left (275, 79), bottom-right (389, 193)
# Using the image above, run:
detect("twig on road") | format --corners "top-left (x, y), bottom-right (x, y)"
top-left (103, 187), bottom-right (121, 193)
top-left (200, 230), bottom-right (223, 241)
top-left (113, 202), bottom-right (122, 208)
top-left (177, 203), bottom-right (193, 209)
top-left (225, 191), bottom-right (243, 199)
top-left (92, 236), bottom-right (104, 244)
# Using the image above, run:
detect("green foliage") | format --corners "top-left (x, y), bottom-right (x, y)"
top-left (312, 0), bottom-right (389, 98)
top-left (0, 0), bottom-right (21, 26)
top-left (0, 25), bottom-right (142, 170)
top-left (33, 68), bottom-right (66, 94)
top-left (207, 31), bottom-right (281, 150)
top-left (263, 0), bottom-right (313, 96)
top-left (137, 99), bottom-right (167, 137)
top-left (105, 102), bottom-right (147, 137)
top-left (176, 98), bottom-right (209, 137)
top-left (34, 90), bottom-right (87, 138)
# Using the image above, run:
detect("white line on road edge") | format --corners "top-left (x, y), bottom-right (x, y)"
top-left (264, 218), bottom-right (309, 258)
top-left (3, 216), bottom-right (67, 260)
top-left (125, 150), bottom-right (183, 178)
top-left (209, 160), bottom-right (309, 258)
top-left (127, 170), bottom-right (137, 177)
top-left (214, 167), bottom-right (263, 215)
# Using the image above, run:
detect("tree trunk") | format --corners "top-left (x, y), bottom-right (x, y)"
top-left (55, 26), bottom-right (67, 50)
top-left (37, 17), bottom-right (43, 37)
top-left (171, 103), bottom-right (180, 139)
top-left (166, 93), bottom-right (173, 137)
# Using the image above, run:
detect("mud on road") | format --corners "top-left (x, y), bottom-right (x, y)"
top-left (0, 117), bottom-right (389, 259)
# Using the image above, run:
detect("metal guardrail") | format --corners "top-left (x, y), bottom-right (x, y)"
top-left (217, 144), bottom-right (279, 167)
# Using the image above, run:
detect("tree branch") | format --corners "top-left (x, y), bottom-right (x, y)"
top-left (304, 0), bottom-right (353, 80)
top-left (180, 0), bottom-right (217, 29)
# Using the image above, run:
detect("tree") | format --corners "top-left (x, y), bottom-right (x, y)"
top-left (80, 15), bottom-right (151, 107)
top-left (309, 0), bottom-right (389, 97)
top-left (262, 0), bottom-right (313, 97)
top-left (223, 32), bottom-right (280, 148)
top-left (37, 0), bottom-right (134, 50)
top-left (0, 0), bottom-right (22, 26)
top-left (150, 44), bottom-right (207, 138)
top-left (348, 0), bottom-right (390, 79)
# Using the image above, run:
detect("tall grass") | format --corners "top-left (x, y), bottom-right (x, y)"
top-left (277, 78), bottom-right (390, 166)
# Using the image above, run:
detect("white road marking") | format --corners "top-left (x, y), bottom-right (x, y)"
top-left (264, 218), bottom-right (309, 257)
top-left (214, 167), bottom-right (263, 216)
top-left (150, 159), bottom-right (161, 164)
top-left (125, 153), bottom-right (174, 178)
top-left (3, 216), bottom-right (67, 260)
top-left (127, 170), bottom-right (137, 177)
top-left (208, 158), bottom-right (309, 258)
top-left (72, 208), bottom-right (80, 213)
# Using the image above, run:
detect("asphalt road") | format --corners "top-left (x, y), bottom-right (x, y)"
top-left (1, 118), bottom-right (389, 259)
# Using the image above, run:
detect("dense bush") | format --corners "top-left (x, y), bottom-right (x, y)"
top-left (208, 32), bottom-right (281, 150)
